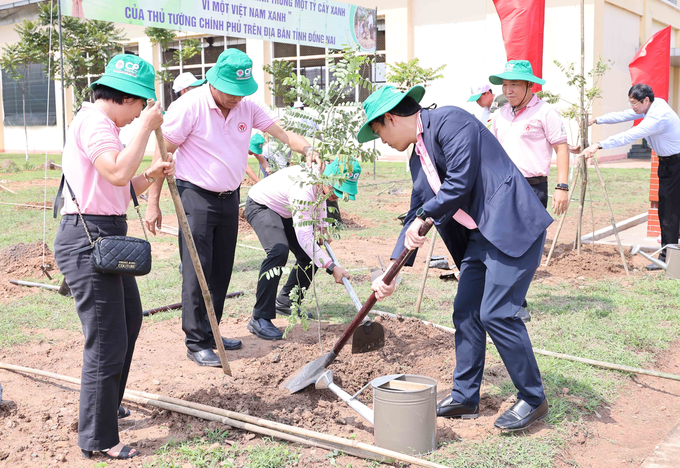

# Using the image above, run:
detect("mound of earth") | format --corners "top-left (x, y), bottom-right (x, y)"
top-left (536, 243), bottom-right (650, 284)
top-left (0, 242), bottom-right (56, 301)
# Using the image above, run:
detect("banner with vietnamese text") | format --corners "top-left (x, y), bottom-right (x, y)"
top-left (62, 0), bottom-right (378, 51)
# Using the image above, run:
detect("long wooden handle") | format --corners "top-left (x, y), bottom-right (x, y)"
top-left (331, 218), bottom-right (434, 355)
top-left (148, 100), bottom-right (231, 376)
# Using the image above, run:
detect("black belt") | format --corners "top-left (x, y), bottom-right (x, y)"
top-left (659, 154), bottom-right (680, 160)
top-left (62, 214), bottom-right (127, 222)
top-left (176, 179), bottom-right (238, 199)
top-left (525, 176), bottom-right (548, 186)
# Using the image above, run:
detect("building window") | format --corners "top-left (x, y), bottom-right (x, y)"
top-left (160, 35), bottom-right (247, 108)
top-left (1, 63), bottom-right (56, 126)
top-left (270, 18), bottom-right (386, 107)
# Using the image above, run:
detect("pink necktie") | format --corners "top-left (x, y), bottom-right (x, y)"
top-left (415, 114), bottom-right (477, 229)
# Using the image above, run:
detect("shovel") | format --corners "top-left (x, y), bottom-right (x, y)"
top-left (284, 218), bottom-right (434, 393)
top-left (324, 242), bottom-right (385, 354)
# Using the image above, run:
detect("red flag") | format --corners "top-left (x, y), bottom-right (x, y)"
top-left (493, 0), bottom-right (545, 92)
top-left (629, 26), bottom-right (671, 101)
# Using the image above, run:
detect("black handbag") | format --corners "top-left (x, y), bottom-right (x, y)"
top-left (56, 175), bottom-right (152, 276)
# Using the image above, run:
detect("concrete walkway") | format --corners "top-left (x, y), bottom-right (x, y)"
top-left (640, 418), bottom-right (680, 467)
top-left (584, 220), bottom-right (660, 253)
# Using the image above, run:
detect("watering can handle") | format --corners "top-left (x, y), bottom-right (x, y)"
top-left (324, 241), bottom-right (363, 312)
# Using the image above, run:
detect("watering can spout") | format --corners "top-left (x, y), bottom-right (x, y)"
top-left (631, 244), bottom-right (668, 270)
top-left (315, 370), bottom-right (374, 425)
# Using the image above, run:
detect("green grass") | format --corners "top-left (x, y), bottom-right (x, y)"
top-left (431, 435), bottom-right (562, 468)
top-left (142, 429), bottom-right (299, 468)
top-left (0, 159), bottom-right (672, 467)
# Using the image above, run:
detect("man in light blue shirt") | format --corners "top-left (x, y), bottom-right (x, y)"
top-left (581, 84), bottom-right (680, 269)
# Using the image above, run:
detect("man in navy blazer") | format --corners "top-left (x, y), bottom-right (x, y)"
top-left (358, 85), bottom-right (553, 431)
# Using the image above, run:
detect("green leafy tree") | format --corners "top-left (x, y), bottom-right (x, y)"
top-left (35, 2), bottom-right (127, 112)
top-left (263, 47), bottom-right (379, 335)
top-left (263, 59), bottom-right (296, 107)
top-left (145, 28), bottom-right (201, 104)
top-left (145, 27), bottom-right (175, 85)
top-left (538, 58), bottom-right (612, 144)
top-left (0, 20), bottom-right (43, 162)
top-left (386, 58), bottom-right (446, 90)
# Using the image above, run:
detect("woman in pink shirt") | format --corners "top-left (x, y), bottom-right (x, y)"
top-left (53, 54), bottom-right (174, 461)
top-left (244, 158), bottom-right (360, 340)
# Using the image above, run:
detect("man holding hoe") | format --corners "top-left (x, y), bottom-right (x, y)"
top-left (145, 49), bottom-right (320, 367)
top-left (360, 84), bottom-right (553, 431)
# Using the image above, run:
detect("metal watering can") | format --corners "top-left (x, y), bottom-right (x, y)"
top-left (315, 370), bottom-right (438, 455)
top-left (631, 244), bottom-right (680, 279)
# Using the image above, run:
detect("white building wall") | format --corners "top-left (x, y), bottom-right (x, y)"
top-left (594, 1), bottom-right (642, 157)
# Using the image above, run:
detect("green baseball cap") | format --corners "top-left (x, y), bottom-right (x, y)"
top-left (249, 133), bottom-right (265, 155)
top-left (356, 85), bottom-right (426, 143)
top-left (323, 158), bottom-right (362, 200)
top-left (206, 49), bottom-right (258, 97)
top-left (91, 54), bottom-right (157, 101)
top-left (489, 60), bottom-right (545, 86)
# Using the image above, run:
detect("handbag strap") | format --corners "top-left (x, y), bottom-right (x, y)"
top-left (59, 174), bottom-right (96, 251)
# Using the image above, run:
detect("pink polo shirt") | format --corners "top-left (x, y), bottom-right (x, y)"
top-left (162, 84), bottom-right (277, 192)
top-left (490, 94), bottom-right (567, 177)
top-left (248, 166), bottom-right (332, 268)
top-left (61, 102), bottom-right (129, 216)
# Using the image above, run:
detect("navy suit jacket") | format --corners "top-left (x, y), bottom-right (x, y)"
top-left (392, 106), bottom-right (554, 268)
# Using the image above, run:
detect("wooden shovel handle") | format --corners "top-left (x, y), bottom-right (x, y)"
top-left (331, 218), bottom-right (434, 355)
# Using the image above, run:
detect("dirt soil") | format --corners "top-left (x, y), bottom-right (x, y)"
top-left (1, 314), bottom-right (679, 467)
top-left (0, 182), bottom-right (670, 467)
top-left (0, 242), bottom-right (56, 302)
top-left (0, 315), bottom-right (531, 467)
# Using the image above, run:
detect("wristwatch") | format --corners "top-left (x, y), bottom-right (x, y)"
top-left (143, 170), bottom-right (156, 184)
top-left (416, 207), bottom-right (428, 221)
top-left (555, 183), bottom-right (569, 191)
top-left (326, 262), bottom-right (336, 275)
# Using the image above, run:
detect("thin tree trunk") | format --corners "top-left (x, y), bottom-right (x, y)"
top-left (575, 0), bottom-right (586, 253)
top-left (22, 87), bottom-right (28, 163)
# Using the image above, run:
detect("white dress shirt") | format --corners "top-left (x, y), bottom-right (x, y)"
top-left (597, 98), bottom-right (680, 157)
top-left (478, 106), bottom-right (491, 124)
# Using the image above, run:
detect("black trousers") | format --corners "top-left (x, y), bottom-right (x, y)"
top-left (177, 183), bottom-right (239, 352)
top-left (528, 180), bottom-right (549, 208)
top-left (326, 199), bottom-right (343, 225)
top-left (244, 197), bottom-right (317, 320)
top-left (658, 155), bottom-right (680, 261)
top-left (54, 215), bottom-right (142, 451)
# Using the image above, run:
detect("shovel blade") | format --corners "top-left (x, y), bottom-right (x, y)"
top-left (283, 351), bottom-right (337, 394)
top-left (351, 320), bottom-right (385, 354)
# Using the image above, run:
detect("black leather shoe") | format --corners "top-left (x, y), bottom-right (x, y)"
top-left (494, 399), bottom-right (548, 431)
top-left (436, 395), bottom-right (479, 419)
top-left (276, 299), bottom-right (313, 319)
top-left (514, 307), bottom-right (531, 323)
top-left (646, 262), bottom-right (662, 271)
top-left (275, 298), bottom-right (292, 316)
top-left (211, 337), bottom-right (243, 350)
top-left (186, 348), bottom-right (222, 367)
top-left (247, 318), bottom-right (284, 340)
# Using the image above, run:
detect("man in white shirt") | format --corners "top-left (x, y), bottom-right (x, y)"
top-left (172, 72), bottom-right (206, 98)
top-left (581, 84), bottom-right (680, 270)
top-left (468, 84), bottom-right (495, 124)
